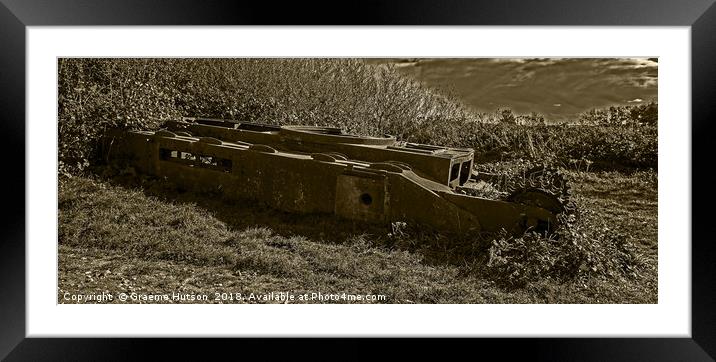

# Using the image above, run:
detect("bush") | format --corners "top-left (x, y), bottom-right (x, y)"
top-left (58, 58), bottom-right (476, 175)
top-left (58, 58), bottom-right (657, 175)
top-left (578, 101), bottom-right (657, 127)
top-left (452, 122), bottom-right (657, 170)
top-left (486, 209), bottom-right (645, 288)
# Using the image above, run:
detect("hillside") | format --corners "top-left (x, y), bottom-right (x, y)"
top-left (57, 58), bottom-right (658, 304)
top-left (59, 170), bottom-right (657, 304)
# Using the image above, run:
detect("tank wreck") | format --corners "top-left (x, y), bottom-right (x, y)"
top-left (101, 117), bottom-right (571, 235)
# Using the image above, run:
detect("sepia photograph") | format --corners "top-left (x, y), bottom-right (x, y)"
top-left (57, 57), bottom-right (658, 304)
top-left (3, 0), bottom-right (710, 356)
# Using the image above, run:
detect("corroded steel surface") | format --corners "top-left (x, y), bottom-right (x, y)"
top-left (102, 117), bottom-right (559, 235)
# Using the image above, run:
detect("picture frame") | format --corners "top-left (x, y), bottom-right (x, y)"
top-left (1, 0), bottom-right (714, 359)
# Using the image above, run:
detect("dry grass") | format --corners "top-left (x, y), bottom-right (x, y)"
top-left (58, 170), bottom-right (657, 304)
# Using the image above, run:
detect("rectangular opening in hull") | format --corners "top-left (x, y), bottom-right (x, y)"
top-left (459, 161), bottom-right (472, 185)
top-left (450, 163), bottom-right (460, 182)
top-left (159, 148), bottom-right (232, 172)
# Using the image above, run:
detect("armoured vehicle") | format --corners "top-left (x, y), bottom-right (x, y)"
top-left (102, 117), bottom-right (570, 235)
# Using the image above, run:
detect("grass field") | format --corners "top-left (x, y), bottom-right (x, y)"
top-left (58, 169), bottom-right (657, 304)
top-left (57, 58), bottom-right (658, 304)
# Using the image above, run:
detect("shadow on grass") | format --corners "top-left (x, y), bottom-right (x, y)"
top-left (95, 167), bottom-right (495, 271)
top-left (59, 166), bottom-right (655, 302)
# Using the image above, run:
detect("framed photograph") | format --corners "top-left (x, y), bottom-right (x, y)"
top-left (2, 0), bottom-right (714, 359)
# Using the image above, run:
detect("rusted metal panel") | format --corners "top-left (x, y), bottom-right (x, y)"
top-left (164, 118), bottom-right (475, 188)
top-left (335, 173), bottom-right (388, 223)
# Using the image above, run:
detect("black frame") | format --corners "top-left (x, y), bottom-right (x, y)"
top-left (1, 0), bottom-right (714, 360)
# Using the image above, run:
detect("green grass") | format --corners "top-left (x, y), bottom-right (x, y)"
top-left (58, 169), bottom-right (657, 304)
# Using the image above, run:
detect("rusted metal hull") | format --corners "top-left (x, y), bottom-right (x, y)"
top-left (102, 118), bottom-right (558, 235)
top-left (164, 117), bottom-right (476, 188)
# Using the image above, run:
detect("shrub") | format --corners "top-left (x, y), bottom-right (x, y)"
top-left (486, 209), bottom-right (645, 288)
top-left (578, 101), bottom-right (657, 127)
top-left (58, 58), bottom-right (657, 175)
top-left (58, 58), bottom-right (476, 175)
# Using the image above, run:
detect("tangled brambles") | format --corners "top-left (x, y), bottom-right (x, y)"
top-left (422, 159), bottom-right (645, 288)
top-left (485, 207), bottom-right (645, 288)
top-left (381, 205), bottom-right (645, 289)
top-left (460, 161), bottom-right (645, 287)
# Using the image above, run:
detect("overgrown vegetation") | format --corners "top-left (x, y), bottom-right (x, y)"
top-left (57, 58), bottom-right (658, 302)
top-left (484, 210), bottom-right (646, 288)
top-left (59, 172), bottom-right (657, 303)
top-left (58, 58), bottom-right (657, 176)
top-left (383, 161), bottom-right (651, 289)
